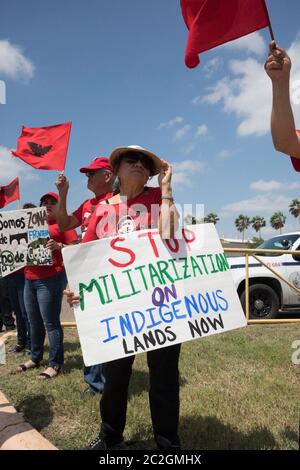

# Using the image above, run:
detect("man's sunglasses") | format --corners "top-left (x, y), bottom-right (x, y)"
top-left (85, 170), bottom-right (106, 177)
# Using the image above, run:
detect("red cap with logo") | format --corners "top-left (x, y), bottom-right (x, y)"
top-left (80, 157), bottom-right (112, 173)
top-left (40, 192), bottom-right (59, 205)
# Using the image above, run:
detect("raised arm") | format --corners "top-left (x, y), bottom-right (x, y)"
top-left (158, 160), bottom-right (179, 239)
top-left (265, 41), bottom-right (300, 158)
top-left (55, 173), bottom-right (80, 231)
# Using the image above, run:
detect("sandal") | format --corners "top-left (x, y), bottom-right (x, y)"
top-left (37, 365), bottom-right (61, 380)
top-left (16, 360), bottom-right (39, 372)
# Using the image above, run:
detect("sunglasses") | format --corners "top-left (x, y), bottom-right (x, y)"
top-left (121, 152), bottom-right (153, 172)
top-left (85, 170), bottom-right (105, 177)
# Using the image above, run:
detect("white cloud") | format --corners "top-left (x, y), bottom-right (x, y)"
top-left (0, 146), bottom-right (39, 183)
top-left (250, 179), bottom-right (300, 192)
top-left (174, 124), bottom-right (191, 141)
top-left (222, 193), bottom-right (291, 214)
top-left (201, 58), bottom-right (271, 136)
top-left (194, 36), bottom-right (300, 136)
top-left (194, 124), bottom-right (208, 138)
top-left (223, 31), bottom-right (266, 57)
top-left (191, 95), bottom-right (202, 106)
top-left (218, 149), bottom-right (235, 159)
top-left (0, 40), bottom-right (34, 81)
top-left (203, 57), bottom-right (223, 77)
top-left (181, 143), bottom-right (196, 155)
top-left (157, 116), bottom-right (183, 130)
top-left (171, 159), bottom-right (205, 187)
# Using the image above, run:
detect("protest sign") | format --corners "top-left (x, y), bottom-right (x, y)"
top-left (0, 207), bottom-right (52, 277)
top-left (62, 224), bottom-right (247, 366)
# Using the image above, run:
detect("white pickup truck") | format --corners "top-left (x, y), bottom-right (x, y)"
top-left (229, 232), bottom-right (300, 319)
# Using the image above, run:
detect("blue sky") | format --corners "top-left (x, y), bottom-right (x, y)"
top-left (1, 0), bottom-right (300, 239)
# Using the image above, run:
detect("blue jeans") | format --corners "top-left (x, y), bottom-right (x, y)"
top-left (24, 271), bottom-right (67, 367)
top-left (84, 364), bottom-right (106, 393)
top-left (7, 271), bottom-right (31, 349)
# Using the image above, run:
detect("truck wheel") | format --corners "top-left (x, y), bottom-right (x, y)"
top-left (240, 284), bottom-right (280, 319)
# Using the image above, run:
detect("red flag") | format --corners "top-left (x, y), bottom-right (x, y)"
top-left (0, 177), bottom-right (20, 209)
top-left (11, 122), bottom-right (72, 171)
top-left (180, 0), bottom-right (271, 68)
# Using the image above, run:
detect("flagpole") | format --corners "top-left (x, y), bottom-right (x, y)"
top-left (268, 24), bottom-right (275, 42)
top-left (17, 177), bottom-right (20, 209)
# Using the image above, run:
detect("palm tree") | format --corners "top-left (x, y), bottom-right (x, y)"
top-left (289, 199), bottom-right (300, 227)
top-left (251, 215), bottom-right (266, 238)
top-left (250, 236), bottom-right (264, 248)
top-left (204, 213), bottom-right (220, 225)
top-left (270, 211), bottom-right (286, 234)
top-left (234, 214), bottom-right (250, 241)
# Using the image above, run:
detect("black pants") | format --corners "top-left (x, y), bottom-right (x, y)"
top-left (0, 278), bottom-right (15, 330)
top-left (100, 344), bottom-right (181, 446)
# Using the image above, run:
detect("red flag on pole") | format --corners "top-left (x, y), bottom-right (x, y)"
top-left (11, 122), bottom-right (72, 171)
top-left (0, 177), bottom-right (20, 209)
top-left (180, 0), bottom-right (271, 68)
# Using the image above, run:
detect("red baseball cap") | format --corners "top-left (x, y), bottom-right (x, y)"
top-left (40, 192), bottom-right (59, 205)
top-left (80, 157), bottom-right (112, 173)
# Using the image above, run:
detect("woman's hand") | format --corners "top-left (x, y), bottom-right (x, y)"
top-left (46, 239), bottom-right (61, 252)
top-left (158, 160), bottom-right (172, 192)
top-left (63, 288), bottom-right (80, 306)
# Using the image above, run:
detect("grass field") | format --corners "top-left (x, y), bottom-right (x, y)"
top-left (0, 324), bottom-right (299, 450)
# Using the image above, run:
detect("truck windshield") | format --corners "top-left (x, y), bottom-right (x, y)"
top-left (257, 234), bottom-right (300, 256)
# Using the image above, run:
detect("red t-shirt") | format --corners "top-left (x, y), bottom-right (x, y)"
top-left (72, 192), bottom-right (113, 239)
top-left (84, 187), bottom-right (162, 242)
top-left (25, 221), bottom-right (78, 280)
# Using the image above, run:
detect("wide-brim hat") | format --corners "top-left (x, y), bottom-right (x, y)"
top-left (109, 145), bottom-right (163, 176)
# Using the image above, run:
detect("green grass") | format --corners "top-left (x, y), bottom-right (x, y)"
top-left (0, 325), bottom-right (299, 450)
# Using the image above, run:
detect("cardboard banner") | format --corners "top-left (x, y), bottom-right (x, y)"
top-left (62, 224), bottom-right (247, 366)
top-left (0, 207), bottom-right (52, 277)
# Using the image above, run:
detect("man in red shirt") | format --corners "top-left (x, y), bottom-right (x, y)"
top-left (55, 157), bottom-right (114, 239)
top-left (55, 157), bottom-right (114, 394)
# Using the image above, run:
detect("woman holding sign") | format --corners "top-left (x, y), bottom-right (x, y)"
top-left (66, 145), bottom-right (181, 450)
top-left (17, 192), bottom-right (78, 379)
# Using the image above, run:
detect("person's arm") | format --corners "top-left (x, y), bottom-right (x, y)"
top-left (265, 41), bottom-right (300, 157)
top-left (46, 229), bottom-right (78, 253)
top-left (55, 173), bottom-right (80, 231)
top-left (158, 161), bottom-right (179, 239)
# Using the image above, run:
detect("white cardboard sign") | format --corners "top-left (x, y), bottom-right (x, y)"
top-left (62, 224), bottom-right (247, 365)
top-left (0, 207), bottom-right (52, 277)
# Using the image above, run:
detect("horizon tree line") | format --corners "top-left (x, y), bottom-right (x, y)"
top-left (184, 198), bottom-right (300, 241)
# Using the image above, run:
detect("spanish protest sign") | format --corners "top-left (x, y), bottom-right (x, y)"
top-left (62, 224), bottom-right (247, 366)
top-left (0, 207), bottom-right (52, 277)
